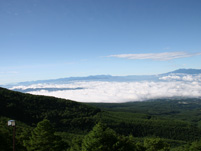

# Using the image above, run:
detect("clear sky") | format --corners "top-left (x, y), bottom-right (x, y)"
top-left (0, 0), bottom-right (201, 85)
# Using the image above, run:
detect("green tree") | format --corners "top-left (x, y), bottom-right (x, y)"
top-left (69, 136), bottom-right (83, 151)
top-left (114, 135), bottom-right (140, 151)
top-left (0, 127), bottom-right (12, 151)
top-left (82, 122), bottom-right (140, 151)
top-left (144, 138), bottom-right (170, 151)
top-left (24, 119), bottom-right (67, 151)
top-left (189, 140), bottom-right (201, 151)
top-left (82, 122), bottom-right (118, 151)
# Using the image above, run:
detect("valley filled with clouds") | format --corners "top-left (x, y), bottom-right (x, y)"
top-left (10, 73), bottom-right (201, 103)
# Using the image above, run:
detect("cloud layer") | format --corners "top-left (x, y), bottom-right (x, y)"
top-left (11, 80), bottom-right (201, 103)
top-left (109, 52), bottom-right (201, 61)
top-left (160, 74), bottom-right (201, 81)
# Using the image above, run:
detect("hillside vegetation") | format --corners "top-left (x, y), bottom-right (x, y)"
top-left (1, 87), bottom-right (201, 150)
top-left (0, 87), bottom-right (100, 132)
top-left (89, 99), bottom-right (201, 141)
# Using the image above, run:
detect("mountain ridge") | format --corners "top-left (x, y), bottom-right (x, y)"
top-left (0, 87), bottom-right (100, 131)
top-left (4, 68), bottom-right (201, 87)
top-left (165, 68), bottom-right (201, 75)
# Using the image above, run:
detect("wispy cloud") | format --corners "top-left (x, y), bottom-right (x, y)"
top-left (108, 52), bottom-right (201, 61)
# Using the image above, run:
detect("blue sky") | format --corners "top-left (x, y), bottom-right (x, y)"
top-left (0, 0), bottom-right (201, 84)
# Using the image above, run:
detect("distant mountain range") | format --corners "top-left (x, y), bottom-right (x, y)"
top-left (165, 68), bottom-right (201, 75)
top-left (3, 68), bottom-right (201, 103)
top-left (5, 68), bottom-right (201, 87)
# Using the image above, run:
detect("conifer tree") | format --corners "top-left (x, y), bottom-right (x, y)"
top-left (82, 122), bottom-right (140, 151)
top-left (189, 140), bottom-right (201, 151)
top-left (24, 119), bottom-right (66, 151)
top-left (144, 138), bottom-right (170, 151)
top-left (0, 127), bottom-right (12, 151)
top-left (82, 122), bottom-right (118, 151)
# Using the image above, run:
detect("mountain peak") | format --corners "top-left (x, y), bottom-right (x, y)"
top-left (168, 68), bottom-right (201, 74)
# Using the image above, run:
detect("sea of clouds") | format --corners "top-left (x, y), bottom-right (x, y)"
top-left (159, 74), bottom-right (201, 81)
top-left (10, 74), bottom-right (201, 103)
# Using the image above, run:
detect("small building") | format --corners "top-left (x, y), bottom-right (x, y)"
top-left (8, 120), bottom-right (15, 127)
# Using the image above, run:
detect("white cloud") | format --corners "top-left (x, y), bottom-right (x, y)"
top-left (13, 80), bottom-right (201, 103)
top-left (108, 52), bottom-right (201, 61)
top-left (159, 75), bottom-right (181, 80)
top-left (182, 75), bottom-right (194, 81)
top-left (160, 74), bottom-right (201, 82)
top-left (11, 83), bottom-right (80, 90)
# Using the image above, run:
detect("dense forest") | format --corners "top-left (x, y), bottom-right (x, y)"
top-left (0, 87), bottom-right (100, 132)
top-left (1, 87), bottom-right (201, 150)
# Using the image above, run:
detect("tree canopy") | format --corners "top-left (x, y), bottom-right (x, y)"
top-left (24, 119), bottom-right (67, 151)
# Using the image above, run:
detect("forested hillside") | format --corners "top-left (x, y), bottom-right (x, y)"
top-left (89, 99), bottom-right (201, 142)
top-left (0, 87), bottom-right (100, 132)
top-left (1, 87), bottom-right (201, 150)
